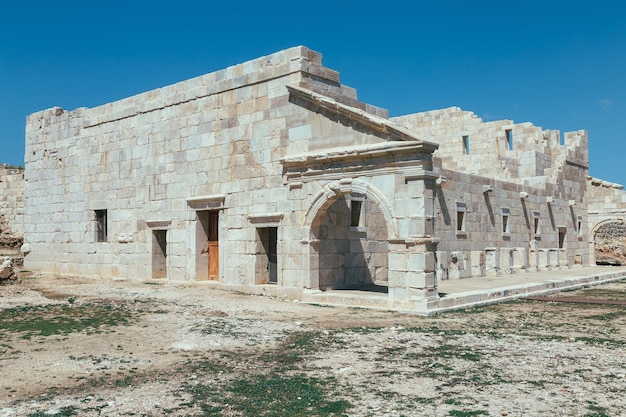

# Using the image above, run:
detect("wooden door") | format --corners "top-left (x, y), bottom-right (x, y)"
top-left (208, 211), bottom-right (219, 280)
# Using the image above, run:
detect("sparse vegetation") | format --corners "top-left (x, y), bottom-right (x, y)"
top-left (0, 301), bottom-right (139, 339)
top-left (0, 277), bottom-right (624, 416)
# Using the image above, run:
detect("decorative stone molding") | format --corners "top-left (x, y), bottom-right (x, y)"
top-left (303, 178), bottom-right (397, 240)
top-left (280, 140), bottom-right (438, 183)
top-left (116, 233), bottom-right (134, 243)
top-left (145, 220), bottom-right (171, 230)
top-left (247, 213), bottom-right (284, 227)
top-left (186, 194), bottom-right (226, 210)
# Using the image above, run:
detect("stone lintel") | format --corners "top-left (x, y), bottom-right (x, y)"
top-left (404, 170), bottom-right (441, 182)
top-left (247, 213), bottom-right (284, 226)
top-left (145, 220), bottom-right (171, 230)
top-left (186, 194), bottom-right (226, 210)
top-left (388, 237), bottom-right (435, 246)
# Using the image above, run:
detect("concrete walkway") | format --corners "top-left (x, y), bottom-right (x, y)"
top-left (432, 265), bottom-right (626, 313)
top-left (301, 265), bottom-right (626, 314)
top-left (437, 265), bottom-right (626, 294)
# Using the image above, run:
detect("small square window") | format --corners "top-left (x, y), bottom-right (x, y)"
top-left (95, 209), bottom-right (108, 242)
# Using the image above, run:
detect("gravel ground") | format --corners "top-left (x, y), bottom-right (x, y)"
top-left (0, 273), bottom-right (625, 417)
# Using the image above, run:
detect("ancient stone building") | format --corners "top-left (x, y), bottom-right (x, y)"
top-left (20, 46), bottom-right (616, 311)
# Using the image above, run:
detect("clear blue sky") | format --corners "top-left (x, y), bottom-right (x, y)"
top-left (1, 1), bottom-right (624, 183)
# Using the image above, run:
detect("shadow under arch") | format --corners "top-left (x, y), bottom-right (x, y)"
top-left (591, 218), bottom-right (626, 265)
top-left (301, 178), bottom-right (397, 291)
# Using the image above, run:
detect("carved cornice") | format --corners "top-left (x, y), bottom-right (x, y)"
top-left (186, 194), bottom-right (226, 210)
top-left (281, 141), bottom-right (438, 183)
top-left (145, 220), bottom-right (171, 230)
top-left (248, 213), bottom-right (284, 225)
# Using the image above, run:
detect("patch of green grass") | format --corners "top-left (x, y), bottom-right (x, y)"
top-left (343, 326), bottom-right (383, 335)
top-left (265, 330), bottom-right (340, 369)
top-left (194, 317), bottom-right (253, 338)
top-left (585, 309), bottom-right (625, 321)
top-left (584, 400), bottom-right (611, 417)
top-left (575, 336), bottom-right (624, 348)
top-left (0, 302), bottom-right (138, 339)
top-left (413, 396), bottom-right (438, 405)
top-left (184, 357), bottom-right (233, 374)
top-left (114, 375), bottom-right (135, 387)
top-left (28, 406), bottom-right (78, 417)
top-left (448, 409), bottom-right (489, 416)
top-left (182, 374), bottom-right (352, 417)
top-left (0, 342), bottom-right (19, 355)
top-left (403, 327), bottom-right (467, 337)
top-left (415, 343), bottom-right (481, 362)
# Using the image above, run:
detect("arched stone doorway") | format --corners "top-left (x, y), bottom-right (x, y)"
top-left (592, 219), bottom-right (626, 265)
top-left (303, 179), bottom-right (396, 291)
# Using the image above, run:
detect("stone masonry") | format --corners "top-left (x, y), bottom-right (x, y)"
top-left (0, 165), bottom-right (25, 251)
top-left (20, 46), bottom-right (625, 312)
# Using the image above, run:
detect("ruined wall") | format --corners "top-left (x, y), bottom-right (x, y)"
top-left (0, 165), bottom-right (25, 249)
top-left (392, 108), bottom-right (589, 190)
top-left (390, 107), bottom-right (591, 277)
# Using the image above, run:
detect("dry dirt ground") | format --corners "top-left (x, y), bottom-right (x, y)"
top-left (1, 274), bottom-right (625, 417)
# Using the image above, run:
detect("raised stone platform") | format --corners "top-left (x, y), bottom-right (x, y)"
top-left (300, 266), bottom-right (626, 315)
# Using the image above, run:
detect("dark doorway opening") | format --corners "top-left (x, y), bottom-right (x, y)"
top-left (152, 230), bottom-right (167, 279)
top-left (256, 227), bottom-right (278, 284)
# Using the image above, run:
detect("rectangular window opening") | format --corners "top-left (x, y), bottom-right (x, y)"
top-left (577, 216), bottom-right (583, 236)
top-left (351, 199), bottom-right (364, 227)
top-left (532, 211), bottom-right (541, 236)
top-left (505, 129), bottom-right (513, 151)
top-left (456, 202), bottom-right (467, 233)
top-left (558, 227), bottom-right (567, 249)
top-left (457, 211), bottom-right (465, 232)
top-left (501, 208), bottom-right (510, 234)
top-left (95, 209), bottom-right (108, 242)
top-left (463, 135), bottom-right (470, 155)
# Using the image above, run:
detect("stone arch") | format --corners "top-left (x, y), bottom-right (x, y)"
top-left (591, 218), bottom-right (625, 236)
top-left (591, 218), bottom-right (626, 265)
top-left (301, 178), bottom-right (397, 291)
top-left (302, 178), bottom-right (397, 241)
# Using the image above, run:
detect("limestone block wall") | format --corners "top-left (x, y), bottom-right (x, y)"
top-left (23, 46), bottom-right (392, 286)
top-left (392, 108), bottom-right (589, 186)
top-left (0, 165), bottom-right (25, 247)
top-left (433, 165), bottom-right (589, 278)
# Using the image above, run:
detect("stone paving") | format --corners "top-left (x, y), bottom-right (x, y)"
top-left (302, 265), bottom-right (626, 314)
